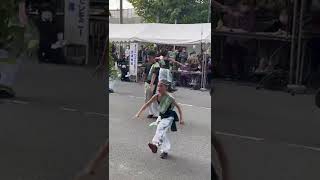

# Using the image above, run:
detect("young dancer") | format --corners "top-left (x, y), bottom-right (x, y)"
top-left (0, 0), bottom-right (38, 98)
top-left (135, 80), bottom-right (184, 159)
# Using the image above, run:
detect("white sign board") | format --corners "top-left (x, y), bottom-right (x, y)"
top-left (129, 43), bottom-right (138, 76)
top-left (64, 0), bottom-right (89, 45)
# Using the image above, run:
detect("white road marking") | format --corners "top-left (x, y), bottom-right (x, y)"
top-left (11, 100), bottom-right (29, 105)
top-left (287, 144), bottom-right (320, 152)
top-left (217, 131), bottom-right (320, 152)
top-left (179, 103), bottom-right (193, 107)
top-left (60, 107), bottom-right (78, 112)
top-left (216, 131), bottom-right (264, 141)
top-left (128, 95), bottom-right (144, 99)
top-left (85, 112), bottom-right (108, 117)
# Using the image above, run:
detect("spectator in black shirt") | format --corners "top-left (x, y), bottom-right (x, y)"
top-left (179, 47), bottom-right (188, 64)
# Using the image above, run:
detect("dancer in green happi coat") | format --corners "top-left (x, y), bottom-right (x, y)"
top-left (0, 0), bottom-right (39, 98)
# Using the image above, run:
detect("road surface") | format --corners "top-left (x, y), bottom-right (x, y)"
top-left (109, 82), bottom-right (211, 180)
top-left (214, 80), bottom-right (320, 180)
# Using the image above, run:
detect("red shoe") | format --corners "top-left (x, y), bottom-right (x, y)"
top-left (148, 143), bottom-right (158, 153)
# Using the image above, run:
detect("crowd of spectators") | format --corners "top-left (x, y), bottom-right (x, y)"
top-left (110, 43), bottom-right (211, 89)
top-left (212, 0), bottom-right (320, 89)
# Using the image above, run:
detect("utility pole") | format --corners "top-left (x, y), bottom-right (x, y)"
top-left (120, 0), bottom-right (123, 24)
top-left (208, 0), bottom-right (211, 23)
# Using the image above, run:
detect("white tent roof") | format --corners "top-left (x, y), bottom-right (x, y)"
top-left (109, 23), bottom-right (211, 44)
top-left (203, 33), bottom-right (211, 43)
top-left (109, 24), bottom-right (148, 42)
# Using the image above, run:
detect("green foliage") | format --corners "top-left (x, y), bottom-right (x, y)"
top-left (0, 0), bottom-right (39, 59)
top-left (0, 0), bottom-right (17, 47)
top-left (128, 0), bottom-right (210, 23)
top-left (108, 42), bottom-right (118, 79)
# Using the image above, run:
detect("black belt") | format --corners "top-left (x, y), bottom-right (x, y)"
top-left (160, 110), bottom-right (179, 132)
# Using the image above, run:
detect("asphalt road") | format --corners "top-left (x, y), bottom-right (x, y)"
top-left (5, 61), bottom-right (319, 180)
top-left (214, 80), bottom-right (320, 180)
top-left (0, 62), bottom-right (107, 180)
top-left (109, 82), bottom-right (211, 180)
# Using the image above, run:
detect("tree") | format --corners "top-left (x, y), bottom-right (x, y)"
top-left (0, 0), bottom-right (17, 48)
top-left (108, 42), bottom-right (118, 79)
top-left (128, 0), bottom-right (210, 23)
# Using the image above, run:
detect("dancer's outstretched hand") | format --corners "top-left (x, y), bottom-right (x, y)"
top-left (134, 113), bottom-right (141, 120)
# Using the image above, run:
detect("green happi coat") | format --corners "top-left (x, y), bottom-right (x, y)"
top-left (0, 16), bottom-right (39, 93)
top-left (157, 93), bottom-right (179, 132)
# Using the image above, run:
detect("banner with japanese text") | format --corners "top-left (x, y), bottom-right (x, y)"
top-left (64, 0), bottom-right (89, 45)
top-left (129, 43), bottom-right (138, 76)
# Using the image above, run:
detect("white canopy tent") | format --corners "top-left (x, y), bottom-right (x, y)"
top-left (109, 24), bottom-right (148, 42)
top-left (109, 23), bottom-right (211, 90)
top-left (109, 23), bottom-right (211, 45)
top-left (203, 33), bottom-right (211, 44)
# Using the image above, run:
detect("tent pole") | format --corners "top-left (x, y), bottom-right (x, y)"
top-left (136, 42), bottom-right (139, 83)
top-left (200, 42), bottom-right (207, 91)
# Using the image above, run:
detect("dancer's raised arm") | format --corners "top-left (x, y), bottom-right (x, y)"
top-left (135, 95), bottom-right (157, 118)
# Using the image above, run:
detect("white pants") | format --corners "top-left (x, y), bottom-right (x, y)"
top-left (0, 49), bottom-right (24, 87)
top-left (109, 78), bottom-right (118, 90)
top-left (0, 60), bottom-right (22, 87)
top-left (145, 82), bottom-right (159, 116)
top-left (152, 116), bottom-right (174, 153)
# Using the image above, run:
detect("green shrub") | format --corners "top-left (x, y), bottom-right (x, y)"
top-left (108, 42), bottom-right (118, 80)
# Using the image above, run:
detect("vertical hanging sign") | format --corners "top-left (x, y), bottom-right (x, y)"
top-left (129, 43), bottom-right (138, 76)
top-left (65, 0), bottom-right (89, 63)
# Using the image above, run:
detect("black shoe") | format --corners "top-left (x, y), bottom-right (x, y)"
top-left (109, 89), bottom-right (114, 93)
top-left (160, 152), bottom-right (168, 159)
top-left (148, 143), bottom-right (158, 153)
top-left (151, 116), bottom-right (158, 119)
top-left (147, 115), bottom-right (154, 118)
